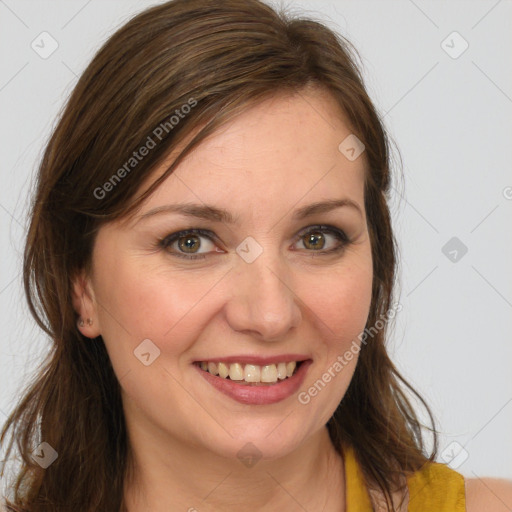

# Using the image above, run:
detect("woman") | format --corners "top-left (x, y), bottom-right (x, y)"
top-left (1, 0), bottom-right (511, 510)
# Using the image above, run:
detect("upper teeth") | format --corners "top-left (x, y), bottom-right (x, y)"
top-left (199, 361), bottom-right (298, 383)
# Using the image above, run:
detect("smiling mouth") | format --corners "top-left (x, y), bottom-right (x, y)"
top-left (194, 360), bottom-right (304, 386)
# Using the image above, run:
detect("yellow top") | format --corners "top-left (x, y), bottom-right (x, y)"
top-left (342, 442), bottom-right (466, 511)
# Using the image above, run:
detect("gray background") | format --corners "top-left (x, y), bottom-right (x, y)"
top-left (1, 0), bottom-right (511, 484)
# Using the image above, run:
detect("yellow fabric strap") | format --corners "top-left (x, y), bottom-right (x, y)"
top-left (343, 443), bottom-right (373, 511)
top-left (406, 459), bottom-right (466, 512)
top-left (342, 443), bottom-right (466, 511)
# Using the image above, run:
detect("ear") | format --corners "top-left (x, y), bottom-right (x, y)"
top-left (71, 269), bottom-right (102, 339)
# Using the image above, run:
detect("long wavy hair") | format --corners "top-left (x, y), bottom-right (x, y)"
top-left (0, 0), bottom-right (438, 510)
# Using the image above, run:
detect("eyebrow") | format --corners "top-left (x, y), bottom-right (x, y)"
top-left (137, 198), bottom-right (363, 225)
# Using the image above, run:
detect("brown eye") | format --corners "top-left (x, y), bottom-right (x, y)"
top-left (303, 231), bottom-right (327, 250)
top-left (177, 234), bottom-right (201, 254)
top-left (158, 225), bottom-right (350, 261)
top-left (159, 229), bottom-right (217, 259)
top-left (295, 225), bottom-right (349, 254)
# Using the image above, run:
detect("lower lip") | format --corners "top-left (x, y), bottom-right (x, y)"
top-left (193, 360), bottom-right (312, 405)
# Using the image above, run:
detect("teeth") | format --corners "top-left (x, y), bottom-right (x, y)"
top-left (244, 364), bottom-right (260, 382)
top-left (199, 360), bottom-right (302, 384)
top-left (207, 361), bottom-right (218, 375)
top-left (218, 362), bottom-right (229, 379)
top-left (261, 364), bottom-right (278, 383)
top-left (277, 362), bottom-right (287, 380)
top-left (229, 363), bottom-right (244, 381)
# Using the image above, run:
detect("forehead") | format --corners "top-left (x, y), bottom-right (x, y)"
top-left (129, 89), bottom-right (367, 225)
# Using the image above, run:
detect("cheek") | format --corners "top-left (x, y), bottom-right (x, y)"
top-left (92, 251), bottom-right (226, 363)
top-left (295, 257), bottom-right (372, 417)
top-left (90, 257), bottom-right (221, 430)
top-left (307, 256), bottom-right (373, 348)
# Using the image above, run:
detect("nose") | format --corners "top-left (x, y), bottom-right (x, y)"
top-left (224, 249), bottom-right (302, 342)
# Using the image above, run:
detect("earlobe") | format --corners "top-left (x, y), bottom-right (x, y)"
top-left (71, 271), bottom-right (101, 338)
top-left (77, 317), bottom-right (94, 328)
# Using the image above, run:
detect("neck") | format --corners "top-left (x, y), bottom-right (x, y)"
top-left (122, 420), bottom-right (345, 512)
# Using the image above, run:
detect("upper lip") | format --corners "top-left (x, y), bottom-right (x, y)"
top-left (194, 354), bottom-right (311, 365)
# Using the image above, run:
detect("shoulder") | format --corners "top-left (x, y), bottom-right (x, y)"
top-left (465, 477), bottom-right (512, 512)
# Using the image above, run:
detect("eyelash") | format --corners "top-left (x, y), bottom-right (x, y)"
top-left (157, 225), bottom-right (351, 260)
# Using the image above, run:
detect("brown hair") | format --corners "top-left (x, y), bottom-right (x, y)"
top-left (0, 0), bottom-right (438, 510)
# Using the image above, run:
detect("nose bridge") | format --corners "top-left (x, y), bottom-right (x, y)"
top-left (227, 236), bottom-right (302, 340)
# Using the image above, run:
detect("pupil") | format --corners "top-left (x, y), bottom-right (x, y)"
top-left (306, 232), bottom-right (324, 250)
top-left (180, 236), bottom-right (199, 253)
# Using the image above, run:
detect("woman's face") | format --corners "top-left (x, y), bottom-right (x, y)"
top-left (76, 88), bottom-right (373, 462)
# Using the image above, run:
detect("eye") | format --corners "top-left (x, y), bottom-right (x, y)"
top-left (158, 229), bottom-right (217, 260)
top-left (158, 225), bottom-right (350, 260)
top-left (295, 225), bottom-right (349, 254)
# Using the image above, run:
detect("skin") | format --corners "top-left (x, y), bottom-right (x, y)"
top-left (465, 478), bottom-right (512, 512)
top-left (72, 87), bottom-right (372, 511)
